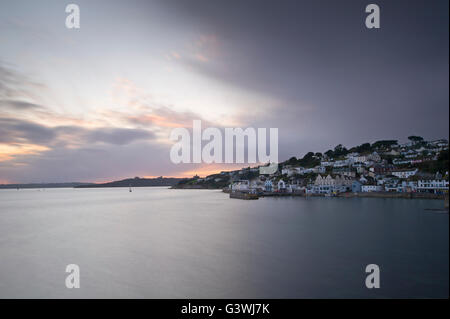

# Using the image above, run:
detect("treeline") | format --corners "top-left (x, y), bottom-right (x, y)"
top-left (416, 149), bottom-right (449, 174)
top-left (75, 177), bottom-right (183, 188)
top-left (284, 139), bottom-right (400, 168)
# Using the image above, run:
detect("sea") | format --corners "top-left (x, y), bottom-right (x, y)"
top-left (0, 187), bottom-right (448, 298)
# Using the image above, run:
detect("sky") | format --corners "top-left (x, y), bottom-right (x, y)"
top-left (0, 0), bottom-right (448, 183)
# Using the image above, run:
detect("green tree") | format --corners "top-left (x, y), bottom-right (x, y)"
top-left (408, 136), bottom-right (424, 142)
top-left (286, 156), bottom-right (298, 165)
top-left (372, 140), bottom-right (398, 149)
top-left (333, 144), bottom-right (348, 157)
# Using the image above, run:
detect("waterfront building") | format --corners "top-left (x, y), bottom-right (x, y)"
top-left (401, 181), bottom-right (418, 192)
top-left (352, 180), bottom-right (362, 193)
top-left (417, 179), bottom-right (449, 194)
top-left (231, 180), bottom-right (250, 191)
top-left (277, 179), bottom-right (286, 192)
top-left (361, 185), bottom-right (383, 192)
top-left (264, 180), bottom-right (273, 192)
top-left (385, 182), bottom-right (402, 192)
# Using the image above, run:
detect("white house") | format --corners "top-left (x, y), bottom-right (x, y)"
top-left (417, 179), bottom-right (449, 193)
top-left (368, 152), bottom-right (381, 162)
top-left (333, 159), bottom-right (351, 167)
top-left (277, 179), bottom-right (286, 191)
top-left (250, 179), bottom-right (264, 191)
top-left (428, 139), bottom-right (448, 150)
top-left (355, 165), bottom-right (366, 174)
top-left (282, 166), bottom-right (308, 176)
top-left (361, 185), bottom-right (383, 192)
top-left (314, 166), bottom-right (326, 174)
top-left (383, 149), bottom-right (400, 156)
top-left (385, 183), bottom-right (402, 192)
top-left (353, 155), bottom-right (368, 163)
top-left (393, 159), bottom-right (412, 165)
top-left (286, 183), bottom-right (294, 193)
top-left (281, 167), bottom-right (296, 176)
top-left (332, 167), bottom-right (355, 177)
top-left (391, 169), bottom-right (418, 179)
top-left (401, 181), bottom-right (418, 192)
top-left (313, 174), bottom-right (352, 194)
top-left (312, 185), bottom-right (333, 194)
top-left (231, 180), bottom-right (250, 191)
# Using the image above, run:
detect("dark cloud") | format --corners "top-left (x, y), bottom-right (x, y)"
top-left (1, 99), bottom-right (44, 110)
top-left (160, 0), bottom-right (449, 153)
top-left (0, 62), bottom-right (48, 121)
top-left (0, 63), bottom-right (22, 98)
top-left (0, 117), bottom-right (155, 146)
top-left (0, 117), bottom-right (56, 144)
top-left (0, 62), bottom-right (43, 100)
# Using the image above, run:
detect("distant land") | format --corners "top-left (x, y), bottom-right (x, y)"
top-left (0, 182), bottom-right (93, 190)
top-left (74, 176), bottom-right (184, 188)
top-left (0, 177), bottom-right (185, 189)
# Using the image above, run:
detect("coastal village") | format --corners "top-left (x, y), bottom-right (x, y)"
top-left (176, 137), bottom-right (449, 200)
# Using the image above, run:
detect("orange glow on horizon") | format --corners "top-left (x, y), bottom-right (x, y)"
top-left (179, 163), bottom-right (247, 178)
top-left (0, 143), bottom-right (51, 162)
top-left (86, 164), bottom-right (249, 184)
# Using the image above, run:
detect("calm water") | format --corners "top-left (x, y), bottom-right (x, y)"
top-left (0, 187), bottom-right (448, 298)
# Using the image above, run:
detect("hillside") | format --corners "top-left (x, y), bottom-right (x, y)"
top-left (75, 177), bottom-right (184, 188)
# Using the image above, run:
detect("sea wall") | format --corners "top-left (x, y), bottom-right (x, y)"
top-left (339, 192), bottom-right (445, 200)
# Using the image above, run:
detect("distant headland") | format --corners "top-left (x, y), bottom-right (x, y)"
top-left (0, 177), bottom-right (184, 189)
top-left (74, 176), bottom-right (184, 188)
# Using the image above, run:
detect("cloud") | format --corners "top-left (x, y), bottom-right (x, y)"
top-left (0, 117), bottom-right (156, 146)
top-left (163, 0), bottom-right (449, 153)
top-left (0, 143), bottom-right (50, 162)
top-left (0, 117), bottom-right (56, 144)
top-left (0, 63), bottom-right (209, 181)
top-left (125, 105), bottom-right (215, 129)
top-left (85, 127), bottom-right (155, 145)
top-left (0, 99), bottom-right (44, 110)
top-left (0, 62), bottom-right (44, 101)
